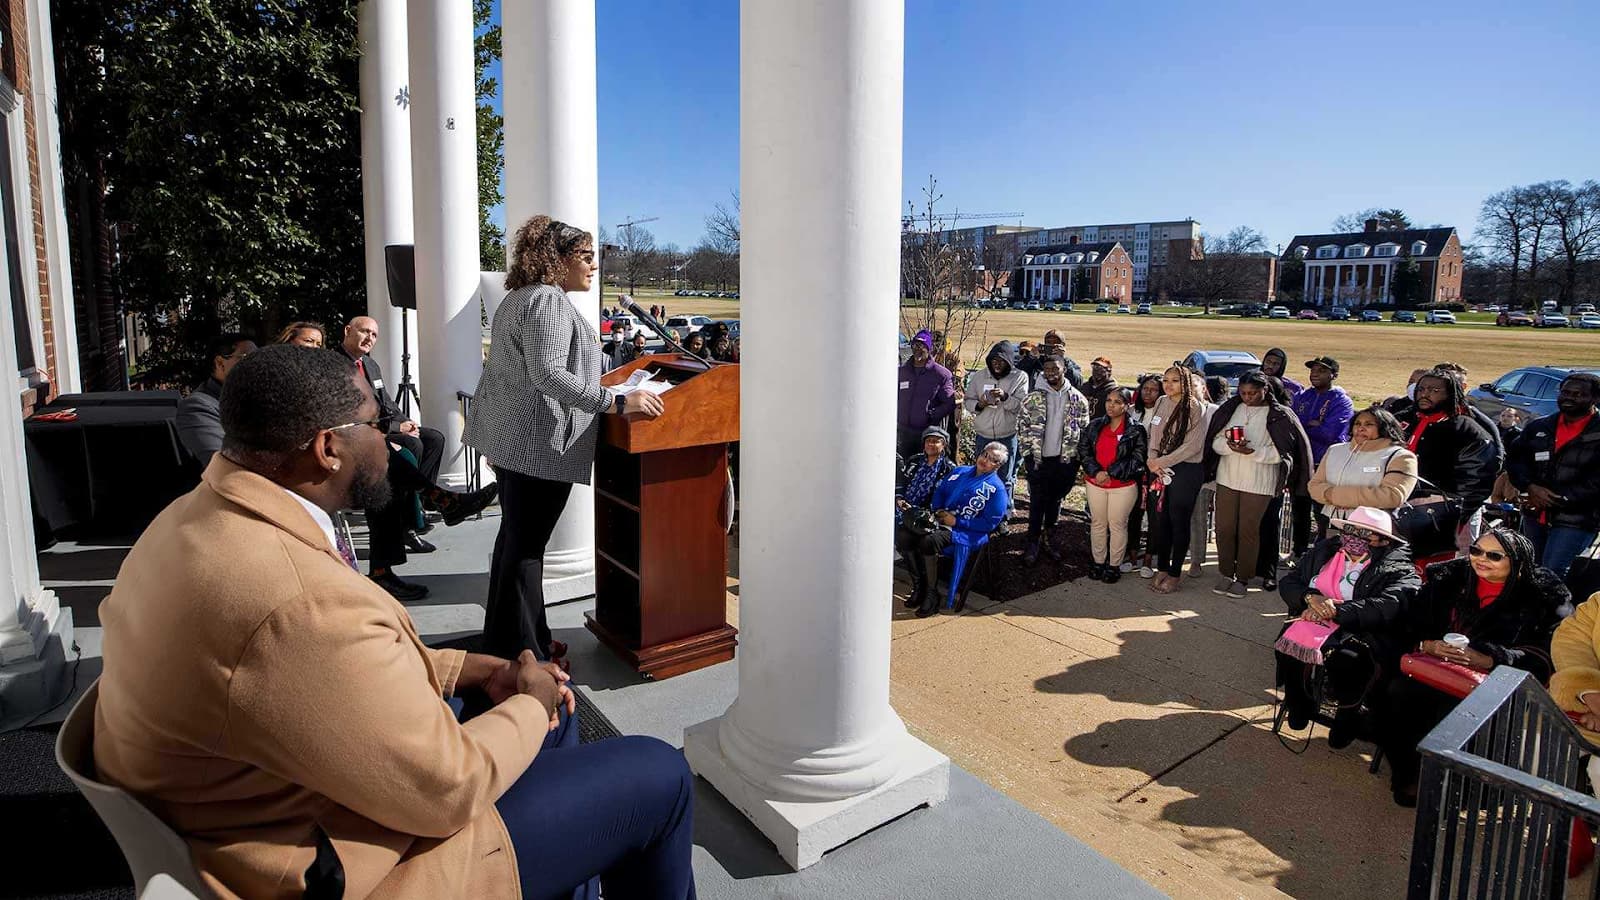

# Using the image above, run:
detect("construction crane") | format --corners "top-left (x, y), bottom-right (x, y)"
top-left (616, 215), bottom-right (660, 236)
top-left (902, 210), bottom-right (1024, 231)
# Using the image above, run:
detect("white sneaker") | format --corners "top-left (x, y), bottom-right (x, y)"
top-left (1119, 561), bottom-right (1134, 574)
top-left (1139, 566), bottom-right (1156, 579)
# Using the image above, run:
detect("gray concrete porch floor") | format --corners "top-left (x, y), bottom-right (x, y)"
top-left (30, 506), bottom-right (1161, 900)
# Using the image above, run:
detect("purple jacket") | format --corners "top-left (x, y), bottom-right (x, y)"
top-left (898, 360), bottom-right (956, 432)
top-left (1290, 386), bottom-right (1354, 464)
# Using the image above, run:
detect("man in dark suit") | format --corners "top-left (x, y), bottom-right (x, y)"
top-left (177, 333), bottom-right (256, 467)
top-left (340, 316), bottom-right (497, 600)
top-left (341, 316), bottom-right (444, 481)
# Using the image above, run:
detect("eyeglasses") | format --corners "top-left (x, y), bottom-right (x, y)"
top-left (296, 418), bottom-right (383, 450)
top-left (1340, 527), bottom-right (1377, 542)
top-left (1468, 545), bottom-right (1508, 563)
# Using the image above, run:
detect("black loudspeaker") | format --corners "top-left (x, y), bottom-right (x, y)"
top-left (384, 244), bottom-right (417, 310)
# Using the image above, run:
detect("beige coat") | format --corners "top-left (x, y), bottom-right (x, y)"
top-left (1550, 592), bottom-right (1600, 744)
top-left (1306, 438), bottom-right (1420, 513)
top-left (94, 458), bottom-right (547, 899)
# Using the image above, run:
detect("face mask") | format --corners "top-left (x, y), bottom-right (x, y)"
top-left (1406, 383), bottom-right (1417, 400)
top-left (1340, 533), bottom-right (1372, 558)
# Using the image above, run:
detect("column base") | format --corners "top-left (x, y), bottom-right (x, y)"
top-left (541, 545), bottom-right (595, 604)
top-left (0, 597), bottom-right (74, 730)
top-left (684, 717), bottom-right (950, 870)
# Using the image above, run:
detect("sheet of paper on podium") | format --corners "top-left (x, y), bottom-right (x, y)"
top-left (612, 369), bottom-right (675, 397)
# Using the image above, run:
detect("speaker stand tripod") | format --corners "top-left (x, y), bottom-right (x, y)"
top-left (396, 307), bottom-right (422, 418)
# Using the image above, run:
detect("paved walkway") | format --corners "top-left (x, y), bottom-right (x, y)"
top-left (888, 565), bottom-right (1416, 899)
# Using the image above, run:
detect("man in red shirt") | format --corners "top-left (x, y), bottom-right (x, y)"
top-left (1507, 373), bottom-right (1600, 578)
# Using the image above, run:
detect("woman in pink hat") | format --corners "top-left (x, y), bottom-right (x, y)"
top-left (1276, 507), bottom-right (1421, 749)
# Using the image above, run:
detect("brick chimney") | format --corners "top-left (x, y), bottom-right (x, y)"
top-left (1363, 217), bottom-right (1379, 234)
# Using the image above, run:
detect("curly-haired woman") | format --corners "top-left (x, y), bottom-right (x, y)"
top-left (466, 217), bottom-right (665, 666)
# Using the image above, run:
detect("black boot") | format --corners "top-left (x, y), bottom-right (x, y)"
top-left (1023, 541), bottom-right (1041, 567)
top-left (1041, 540), bottom-right (1063, 563)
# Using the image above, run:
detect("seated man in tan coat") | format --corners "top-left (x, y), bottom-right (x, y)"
top-left (93, 344), bottom-right (696, 900)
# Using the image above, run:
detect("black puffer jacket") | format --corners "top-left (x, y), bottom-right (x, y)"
top-left (1400, 410), bottom-right (1498, 510)
top-left (1506, 412), bottom-right (1600, 531)
top-left (1201, 396), bottom-right (1314, 495)
top-left (1400, 558), bottom-right (1573, 682)
top-left (1076, 416), bottom-right (1148, 484)
top-left (1280, 539), bottom-right (1421, 637)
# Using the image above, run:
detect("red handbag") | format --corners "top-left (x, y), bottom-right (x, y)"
top-left (1399, 652), bottom-right (1488, 700)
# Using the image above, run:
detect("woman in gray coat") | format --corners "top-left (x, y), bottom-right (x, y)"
top-left (466, 216), bottom-right (664, 664)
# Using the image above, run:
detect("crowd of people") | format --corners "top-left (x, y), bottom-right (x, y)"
top-left (895, 323), bottom-right (1600, 807)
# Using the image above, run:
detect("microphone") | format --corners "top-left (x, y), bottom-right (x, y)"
top-left (619, 296), bottom-right (718, 367)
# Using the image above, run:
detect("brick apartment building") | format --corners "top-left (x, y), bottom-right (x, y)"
top-left (1015, 241), bottom-right (1134, 304)
top-left (1282, 219), bottom-right (1463, 307)
top-left (1019, 219), bottom-right (1201, 301)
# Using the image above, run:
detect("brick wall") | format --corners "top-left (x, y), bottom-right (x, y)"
top-left (1435, 233), bottom-right (1464, 302)
top-left (1101, 246), bottom-right (1133, 302)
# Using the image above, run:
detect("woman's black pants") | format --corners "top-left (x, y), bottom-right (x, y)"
top-left (1376, 675), bottom-right (1461, 791)
top-left (483, 467), bottom-right (573, 660)
top-left (1149, 461), bottom-right (1203, 577)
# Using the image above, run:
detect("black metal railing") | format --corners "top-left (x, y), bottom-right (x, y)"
top-left (1409, 667), bottom-right (1600, 898)
top-left (457, 391), bottom-right (482, 494)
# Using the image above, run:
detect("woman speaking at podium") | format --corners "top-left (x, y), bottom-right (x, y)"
top-left (467, 216), bottom-right (665, 666)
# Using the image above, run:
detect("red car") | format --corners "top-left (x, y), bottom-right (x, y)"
top-left (1497, 311), bottom-right (1535, 327)
top-left (1296, 309), bottom-right (1319, 320)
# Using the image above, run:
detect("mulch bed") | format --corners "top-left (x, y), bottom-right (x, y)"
top-left (970, 497), bottom-right (1096, 603)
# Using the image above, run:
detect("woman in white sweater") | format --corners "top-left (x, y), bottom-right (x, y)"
top-left (1307, 406), bottom-right (1419, 525)
top-left (1145, 366), bottom-right (1209, 593)
top-left (1202, 371), bottom-right (1313, 598)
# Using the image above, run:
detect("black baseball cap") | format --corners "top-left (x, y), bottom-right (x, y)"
top-left (1304, 356), bottom-right (1340, 375)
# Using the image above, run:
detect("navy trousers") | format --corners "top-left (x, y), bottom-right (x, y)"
top-left (453, 700), bottom-right (698, 900)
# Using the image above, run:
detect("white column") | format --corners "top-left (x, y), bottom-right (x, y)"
top-left (0, 192), bottom-right (71, 710)
top-left (405, 0), bottom-right (479, 484)
top-left (26, 0), bottom-right (80, 393)
top-left (1302, 262), bottom-right (1312, 304)
top-left (685, 0), bottom-right (949, 871)
top-left (500, 0), bottom-right (599, 603)
top-left (358, 0), bottom-right (418, 395)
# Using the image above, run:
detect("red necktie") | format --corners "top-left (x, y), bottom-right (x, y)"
top-left (356, 358), bottom-right (367, 381)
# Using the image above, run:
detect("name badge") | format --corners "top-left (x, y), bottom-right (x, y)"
top-left (1535, 450), bottom-right (1552, 461)
top-left (1362, 466), bottom-right (1379, 473)
top-left (373, 378), bottom-right (385, 390)
top-left (900, 381), bottom-right (911, 390)
top-left (1151, 415), bottom-right (1162, 426)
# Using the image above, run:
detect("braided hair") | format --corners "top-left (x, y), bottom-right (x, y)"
top-left (506, 216), bottom-right (594, 291)
top-left (1156, 365), bottom-right (1200, 457)
top-left (1418, 366), bottom-right (1469, 416)
top-left (1466, 526), bottom-right (1537, 599)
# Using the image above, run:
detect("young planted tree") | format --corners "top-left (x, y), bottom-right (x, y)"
top-left (1390, 253), bottom-right (1426, 307)
top-left (899, 176), bottom-right (986, 369)
top-left (474, 0), bottom-right (505, 270)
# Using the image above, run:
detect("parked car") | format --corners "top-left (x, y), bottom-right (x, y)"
top-left (663, 314), bottom-right (714, 335)
top-left (1543, 300), bottom-right (1560, 311)
top-left (1327, 306), bottom-right (1351, 321)
top-left (1268, 306), bottom-right (1291, 319)
top-left (1010, 300), bottom-right (1026, 310)
top-left (1470, 365), bottom-right (1600, 419)
top-left (1391, 310), bottom-right (1417, 323)
top-left (1360, 309), bottom-right (1383, 322)
top-left (1115, 305), bottom-right (1132, 314)
top-left (1297, 309), bottom-right (1319, 320)
top-left (1180, 350), bottom-right (1263, 389)
top-left (1241, 304), bottom-right (1267, 318)
top-left (604, 313), bottom-right (659, 341)
top-left (1095, 303), bottom-right (1111, 313)
top-left (1539, 313), bottom-right (1571, 328)
top-left (1025, 300), bottom-right (1043, 311)
top-left (1577, 303), bottom-right (1597, 315)
top-left (1579, 313), bottom-right (1600, 330)
top-left (1425, 310), bottom-right (1457, 324)
top-left (1498, 311), bottom-right (1536, 326)
top-left (1481, 304), bottom-right (1503, 313)
top-left (1056, 302), bottom-right (1073, 312)
top-left (1135, 303), bottom-right (1152, 315)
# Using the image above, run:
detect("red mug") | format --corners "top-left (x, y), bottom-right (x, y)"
top-left (1227, 426), bottom-right (1245, 443)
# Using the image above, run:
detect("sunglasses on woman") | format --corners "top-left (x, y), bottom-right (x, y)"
top-left (1468, 545), bottom-right (1507, 563)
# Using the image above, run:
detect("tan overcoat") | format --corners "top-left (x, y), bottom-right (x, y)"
top-left (94, 458), bottom-right (545, 899)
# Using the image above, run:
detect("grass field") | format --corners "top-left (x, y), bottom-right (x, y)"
top-left (621, 288), bottom-right (1600, 406)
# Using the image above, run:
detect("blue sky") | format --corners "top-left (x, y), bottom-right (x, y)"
top-left (484, 0), bottom-right (1600, 252)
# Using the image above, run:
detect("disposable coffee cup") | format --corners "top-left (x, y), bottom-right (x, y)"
top-left (1443, 633), bottom-right (1470, 650)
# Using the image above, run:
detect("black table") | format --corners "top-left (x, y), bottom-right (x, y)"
top-left (25, 391), bottom-right (198, 542)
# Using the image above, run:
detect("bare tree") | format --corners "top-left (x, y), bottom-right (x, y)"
top-left (899, 175), bottom-right (986, 368)
top-left (1537, 179), bottom-right (1600, 307)
top-left (616, 223), bottom-right (657, 294)
top-left (1479, 188), bottom-right (1534, 307)
top-left (1164, 226), bottom-right (1271, 312)
top-left (1331, 208), bottom-right (1411, 234)
top-left (705, 191), bottom-right (740, 250)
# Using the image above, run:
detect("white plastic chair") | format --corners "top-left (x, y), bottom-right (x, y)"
top-left (53, 681), bottom-right (214, 899)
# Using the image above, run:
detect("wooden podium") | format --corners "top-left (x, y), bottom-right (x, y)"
top-left (588, 353), bottom-right (739, 679)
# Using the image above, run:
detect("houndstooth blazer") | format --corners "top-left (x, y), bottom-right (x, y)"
top-left (464, 283), bottom-right (616, 485)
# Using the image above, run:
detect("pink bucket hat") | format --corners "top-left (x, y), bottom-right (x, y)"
top-left (1330, 507), bottom-right (1404, 543)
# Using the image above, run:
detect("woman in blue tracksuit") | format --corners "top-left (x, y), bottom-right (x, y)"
top-left (904, 441), bottom-right (1010, 618)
